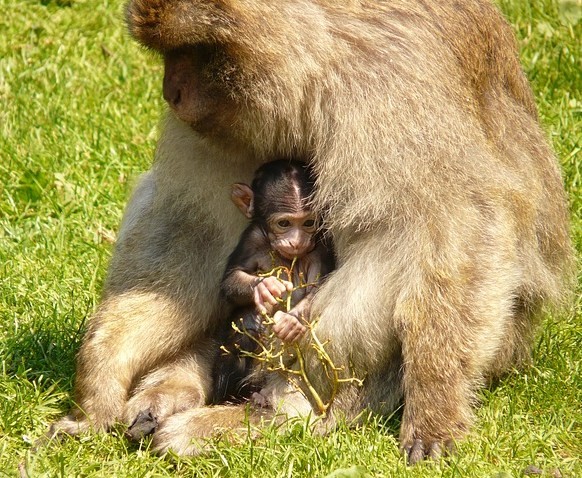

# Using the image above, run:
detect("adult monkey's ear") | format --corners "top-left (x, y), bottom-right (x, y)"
top-left (231, 183), bottom-right (254, 219)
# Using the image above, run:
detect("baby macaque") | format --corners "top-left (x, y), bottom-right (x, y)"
top-left (212, 159), bottom-right (335, 403)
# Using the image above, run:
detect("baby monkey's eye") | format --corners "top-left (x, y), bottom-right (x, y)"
top-left (303, 219), bottom-right (316, 228)
top-left (277, 220), bottom-right (291, 228)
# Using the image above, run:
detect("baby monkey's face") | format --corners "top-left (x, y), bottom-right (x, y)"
top-left (267, 211), bottom-right (318, 260)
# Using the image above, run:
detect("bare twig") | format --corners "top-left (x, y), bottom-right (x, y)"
top-left (231, 257), bottom-right (363, 416)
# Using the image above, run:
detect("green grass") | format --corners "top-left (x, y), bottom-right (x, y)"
top-left (1, 0), bottom-right (580, 476)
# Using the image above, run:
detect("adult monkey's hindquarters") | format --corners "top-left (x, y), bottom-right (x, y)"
top-left (52, 0), bottom-right (573, 464)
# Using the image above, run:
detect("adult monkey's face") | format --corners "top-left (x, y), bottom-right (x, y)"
top-left (125, 0), bottom-right (324, 155)
top-left (161, 46), bottom-right (240, 135)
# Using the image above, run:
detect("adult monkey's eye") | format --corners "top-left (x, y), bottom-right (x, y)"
top-left (277, 220), bottom-right (291, 228)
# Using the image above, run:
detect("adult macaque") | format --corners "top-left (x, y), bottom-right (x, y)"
top-left (52, 0), bottom-right (573, 464)
top-left (213, 159), bottom-right (335, 403)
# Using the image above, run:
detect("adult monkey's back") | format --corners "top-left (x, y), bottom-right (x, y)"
top-left (52, 0), bottom-right (573, 464)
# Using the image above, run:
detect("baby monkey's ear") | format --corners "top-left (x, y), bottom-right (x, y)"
top-left (231, 183), bottom-right (254, 219)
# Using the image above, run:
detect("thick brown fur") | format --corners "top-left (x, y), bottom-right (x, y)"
top-left (52, 0), bottom-right (573, 463)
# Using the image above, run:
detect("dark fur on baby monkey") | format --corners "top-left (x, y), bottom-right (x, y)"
top-left (212, 159), bottom-right (335, 403)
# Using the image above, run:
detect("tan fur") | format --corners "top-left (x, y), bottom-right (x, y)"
top-left (53, 0), bottom-right (573, 463)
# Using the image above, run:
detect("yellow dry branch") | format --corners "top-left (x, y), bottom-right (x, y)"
top-left (232, 257), bottom-right (363, 416)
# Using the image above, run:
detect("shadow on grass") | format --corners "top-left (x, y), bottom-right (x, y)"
top-left (3, 311), bottom-right (85, 391)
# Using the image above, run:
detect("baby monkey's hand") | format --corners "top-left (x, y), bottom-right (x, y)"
top-left (272, 311), bottom-right (307, 343)
top-left (253, 276), bottom-right (293, 315)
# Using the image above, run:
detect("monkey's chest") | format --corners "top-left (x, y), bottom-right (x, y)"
top-left (267, 258), bottom-right (316, 306)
